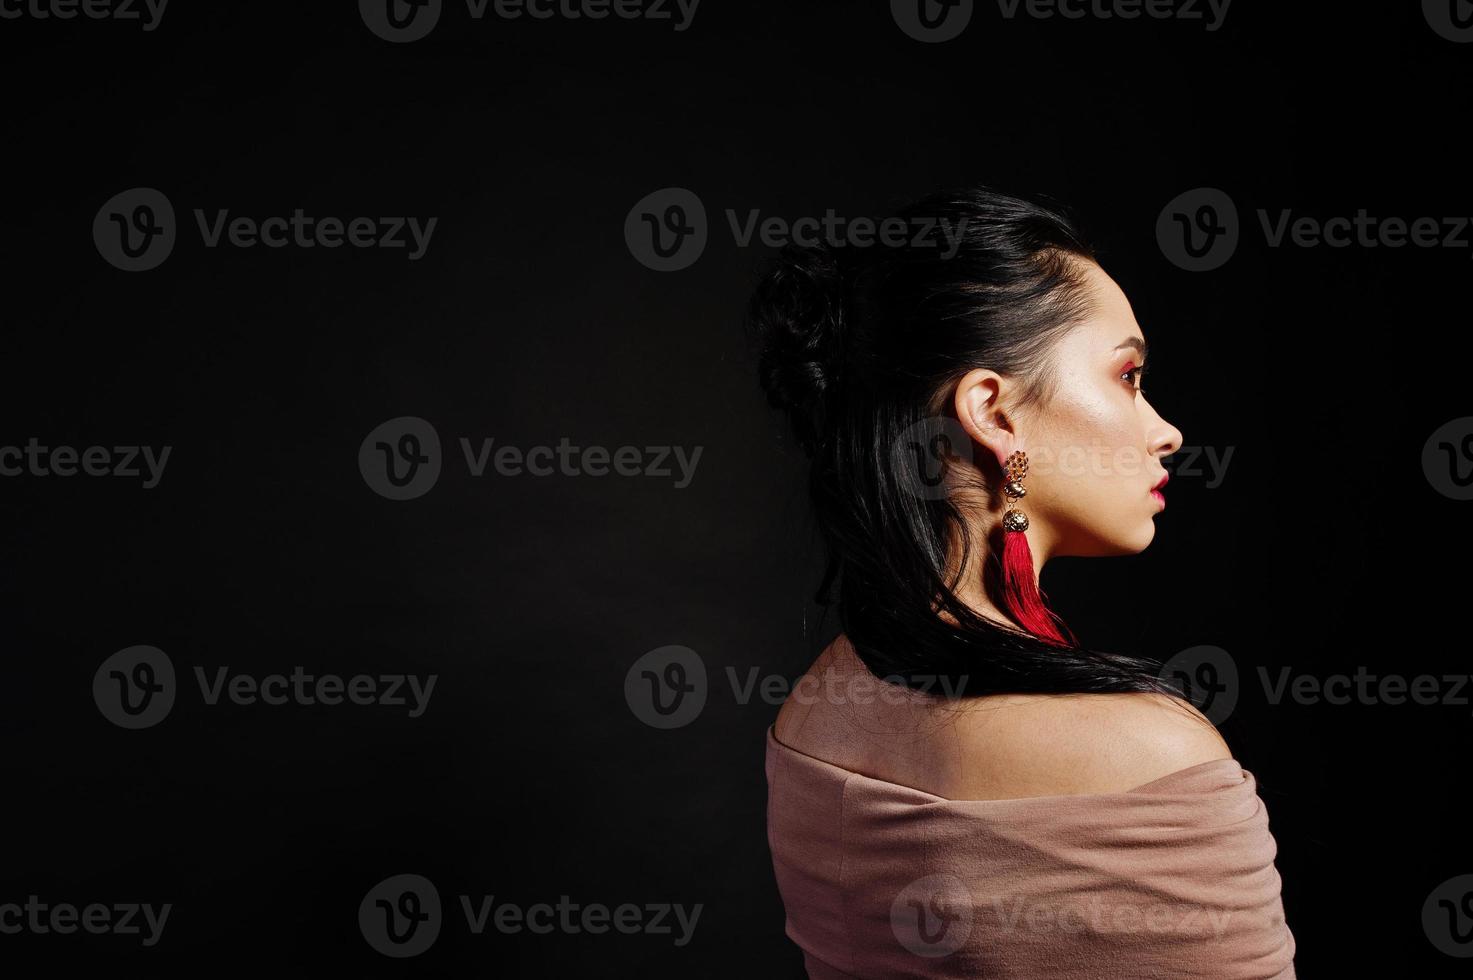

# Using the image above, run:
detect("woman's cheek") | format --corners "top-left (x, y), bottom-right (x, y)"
top-left (1036, 395), bottom-right (1141, 518)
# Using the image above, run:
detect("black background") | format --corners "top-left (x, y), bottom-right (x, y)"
top-left (3, 1), bottom-right (1471, 975)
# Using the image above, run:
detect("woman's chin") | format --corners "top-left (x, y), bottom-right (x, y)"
top-left (1103, 520), bottom-right (1157, 556)
top-left (1055, 525), bottom-right (1155, 558)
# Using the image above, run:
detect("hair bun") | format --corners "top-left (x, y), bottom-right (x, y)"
top-left (751, 242), bottom-right (850, 456)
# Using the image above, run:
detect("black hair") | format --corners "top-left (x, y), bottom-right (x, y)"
top-left (751, 184), bottom-right (1185, 701)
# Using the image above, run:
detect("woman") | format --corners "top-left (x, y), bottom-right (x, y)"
top-left (754, 186), bottom-right (1296, 978)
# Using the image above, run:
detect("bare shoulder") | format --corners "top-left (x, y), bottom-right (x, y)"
top-left (771, 652), bottom-right (822, 744)
top-left (769, 636), bottom-right (1231, 802)
top-left (772, 636), bottom-right (937, 761)
top-left (940, 690), bottom-right (1234, 801)
top-left (772, 638), bottom-right (851, 745)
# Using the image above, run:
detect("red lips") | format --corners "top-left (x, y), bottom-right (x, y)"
top-left (1152, 473), bottom-right (1170, 491)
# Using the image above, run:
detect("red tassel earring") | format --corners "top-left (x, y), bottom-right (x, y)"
top-left (999, 450), bottom-right (1075, 647)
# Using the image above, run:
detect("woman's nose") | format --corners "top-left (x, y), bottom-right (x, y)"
top-left (1144, 399), bottom-right (1182, 458)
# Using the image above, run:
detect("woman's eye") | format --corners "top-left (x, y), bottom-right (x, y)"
top-left (1121, 362), bottom-right (1146, 391)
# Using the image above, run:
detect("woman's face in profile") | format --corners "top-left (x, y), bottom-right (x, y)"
top-left (1025, 260), bottom-right (1183, 557)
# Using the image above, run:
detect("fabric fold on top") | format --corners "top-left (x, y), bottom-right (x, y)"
top-left (765, 725), bottom-right (1296, 979)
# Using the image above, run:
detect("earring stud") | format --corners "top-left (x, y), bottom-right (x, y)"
top-left (1001, 450), bottom-right (1030, 531)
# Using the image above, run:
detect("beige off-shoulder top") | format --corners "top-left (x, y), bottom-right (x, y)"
top-left (765, 725), bottom-right (1296, 979)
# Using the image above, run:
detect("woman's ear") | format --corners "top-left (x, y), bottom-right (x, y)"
top-left (953, 367), bottom-right (1018, 468)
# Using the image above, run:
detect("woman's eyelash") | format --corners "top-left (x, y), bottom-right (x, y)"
top-left (1122, 362), bottom-right (1147, 390)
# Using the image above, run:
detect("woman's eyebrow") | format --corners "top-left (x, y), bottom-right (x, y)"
top-left (1113, 336), bottom-right (1149, 360)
